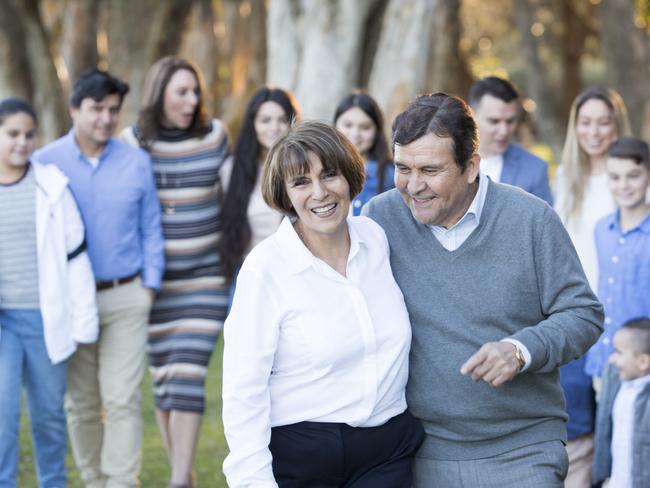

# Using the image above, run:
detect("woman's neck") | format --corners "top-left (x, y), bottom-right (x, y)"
top-left (588, 155), bottom-right (607, 175)
top-left (0, 163), bottom-right (28, 185)
top-left (295, 221), bottom-right (351, 276)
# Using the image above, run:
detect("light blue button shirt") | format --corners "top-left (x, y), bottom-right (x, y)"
top-left (33, 131), bottom-right (165, 290)
top-left (586, 210), bottom-right (650, 376)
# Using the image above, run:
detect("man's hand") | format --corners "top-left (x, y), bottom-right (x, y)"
top-left (460, 342), bottom-right (521, 387)
top-left (144, 288), bottom-right (156, 302)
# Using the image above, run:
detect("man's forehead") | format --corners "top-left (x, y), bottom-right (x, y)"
top-left (81, 94), bottom-right (121, 108)
top-left (476, 94), bottom-right (518, 116)
top-left (394, 133), bottom-right (454, 163)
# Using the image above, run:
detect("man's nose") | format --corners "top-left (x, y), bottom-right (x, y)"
top-left (407, 172), bottom-right (424, 194)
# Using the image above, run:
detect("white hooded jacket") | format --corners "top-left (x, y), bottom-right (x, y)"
top-left (0, 161), bottom-right (98, 364)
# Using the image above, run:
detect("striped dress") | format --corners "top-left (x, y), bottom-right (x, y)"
top-left (121, 120), bottom-right (230, 413)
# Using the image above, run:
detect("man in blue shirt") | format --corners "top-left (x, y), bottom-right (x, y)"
top-left (468, 76), bottom-right (553, 205)
top-left (34, 69), bottom-right (164, 488)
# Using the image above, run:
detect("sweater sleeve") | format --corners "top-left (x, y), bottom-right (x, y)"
top-left (509, 206), bottom-right (604, 372)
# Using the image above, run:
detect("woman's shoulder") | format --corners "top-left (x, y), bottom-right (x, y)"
top-left (118, 126), bottom-right (139, 147)
top-left (349, 216), bottom-right (389, 249)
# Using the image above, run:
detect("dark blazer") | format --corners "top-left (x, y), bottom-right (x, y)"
top-left (501, 144), bottom-right (553, 205)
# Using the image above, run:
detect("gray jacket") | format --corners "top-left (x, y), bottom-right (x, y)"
top-left (593, 363), bottom-right (650, 487)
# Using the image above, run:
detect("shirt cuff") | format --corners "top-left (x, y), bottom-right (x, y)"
top-left (501, 338), bottom-right (531, 372)
top-left (141, 268), bottom-right (163, 292)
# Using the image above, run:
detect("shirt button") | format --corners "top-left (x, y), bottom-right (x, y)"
top-left (618, 237), bottom-right (626, 244)
top-left (611, 256), bottom-right (619, 264)
top-left (607, 277), bottom-right (615, 284)
top-left (603, 337), bottom-right (610, 345)
top-left (354, 200), bottom-right (362, 208)
top-left (605, 317), bottom-right (612, 325)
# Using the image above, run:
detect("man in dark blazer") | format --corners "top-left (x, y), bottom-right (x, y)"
top-left (469, 76), bottom-right (553, 205)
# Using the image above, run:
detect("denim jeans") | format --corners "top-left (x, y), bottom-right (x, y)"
top-left (0, 309), bottom-right (68, 488)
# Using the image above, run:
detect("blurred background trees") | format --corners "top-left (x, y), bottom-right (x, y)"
top-left (0, 0), bottom-right (648, 161)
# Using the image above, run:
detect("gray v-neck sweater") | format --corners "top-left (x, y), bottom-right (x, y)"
top-left (365, 181), bottom-right (603, 460)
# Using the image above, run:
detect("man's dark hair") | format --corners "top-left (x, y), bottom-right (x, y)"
top-left (609, 137), bottom-right (650, 170)
top-left (621, 318), bottom-right (650, 355)
top-left (468, 76), bottom-right (519, 108)
top-left (392, 92), bottom-right (478, 172)
top-left (69, 69), bottom-right (129, 108)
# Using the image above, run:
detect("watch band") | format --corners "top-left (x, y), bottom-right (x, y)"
top-left (513, 343), bottom-right (525, 371)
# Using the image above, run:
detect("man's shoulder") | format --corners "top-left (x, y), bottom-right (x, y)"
top-left (33, 134), bottom-right (72, 162)
top-left (505, 144), bottom-right (548, 170)
top-left (594, 211), bottom-right (616, 236)
top-left (489, 180), bottom-right (551, 218)
top-left (364, 188), bottom-right (404, 219)
top-left (108, 137), bottom-right (150, 162)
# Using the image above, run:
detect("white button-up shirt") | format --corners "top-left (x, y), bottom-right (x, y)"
top-left (610, 373), bottom-right (650, 487)
top-left (222, 216), bottom-right (411, 487)
top-left (479, 153), bottom-right (504, 183)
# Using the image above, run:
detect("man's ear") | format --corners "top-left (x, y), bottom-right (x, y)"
top-left (638, 352), bottom-right (650, 373)
top-left (466, 152), bottom-right (481, 182)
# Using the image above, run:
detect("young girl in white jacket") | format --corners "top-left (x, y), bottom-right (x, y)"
top-left (0, 98), bottom-right (98, 487)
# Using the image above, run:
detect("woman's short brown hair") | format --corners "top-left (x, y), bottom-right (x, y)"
top-left (262, 120), bottom-right (366, 217)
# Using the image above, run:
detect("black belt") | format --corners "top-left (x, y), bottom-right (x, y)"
top-left (96, 272), bottom-right (139, 291)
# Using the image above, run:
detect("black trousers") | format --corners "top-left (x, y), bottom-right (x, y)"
top-left (269, 410), bottom-right (425, 488)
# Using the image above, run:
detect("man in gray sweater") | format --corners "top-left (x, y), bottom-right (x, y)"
top-left (363, 93), bottom-right (603, 487)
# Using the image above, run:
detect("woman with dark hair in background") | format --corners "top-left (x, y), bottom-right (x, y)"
top-left (334, 91), bottom-right (394, 215)
top-left (219, 86), bottom-right (300, 285)
top-left (121, 56), bottom-right (231, 488)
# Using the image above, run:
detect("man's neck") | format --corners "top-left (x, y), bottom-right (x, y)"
top-left (619, 203), bottom-right (650, 233)
top-left (74, 130), bottom-right (107, 158)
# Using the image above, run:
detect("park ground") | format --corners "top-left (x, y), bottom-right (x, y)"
top-left (18, 341), bottom-right (228, 487)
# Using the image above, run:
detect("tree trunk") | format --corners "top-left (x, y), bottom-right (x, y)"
top-left (61, 0), bottom-right (100, 83)
top-left (426, 0), bottom-right (472, 98)
top-left (600, 0), bottom-right (650, 135)
top-left (0, 0), bottom-right (33, 100)
top-left (368, 0), bottom-right (440, 128)
top-left (105, 0), bottom-right (195, 129)
top-left (559, 0), bottom-right (593, 127)
top-left (515, 0), bottom-right (562, 154)
top-left (9, 0), bottom-right (68, 142)
top-left (267, 0), bottom-right (380, 120)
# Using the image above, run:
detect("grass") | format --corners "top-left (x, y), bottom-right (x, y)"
top-left (18, 340), bottom-right (228, 487)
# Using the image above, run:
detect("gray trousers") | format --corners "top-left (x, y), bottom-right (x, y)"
top-left (413, 440), bottom-right (569, 488)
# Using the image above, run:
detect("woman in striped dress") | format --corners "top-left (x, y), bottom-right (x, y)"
top-left (121, 56), bottom-right (230, 488)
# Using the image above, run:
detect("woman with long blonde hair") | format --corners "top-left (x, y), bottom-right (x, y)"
top-left (555, 86), bottom-right (631, 289)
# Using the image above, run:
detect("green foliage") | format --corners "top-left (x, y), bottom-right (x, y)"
top-left (18, 341), bottom-right (228, 487)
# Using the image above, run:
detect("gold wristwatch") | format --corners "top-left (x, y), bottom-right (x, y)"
top-left (512, 343), bottom-right (525, 371)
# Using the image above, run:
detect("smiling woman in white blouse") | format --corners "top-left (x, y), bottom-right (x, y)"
top-left (222, 121), bottom-right (423, 487)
